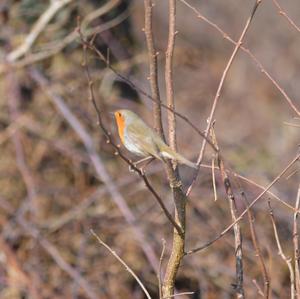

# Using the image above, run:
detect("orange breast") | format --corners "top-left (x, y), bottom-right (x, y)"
top-left (115, 113), bottom-right (125, 144)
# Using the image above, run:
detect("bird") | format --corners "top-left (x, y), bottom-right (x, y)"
top-left (113, 109), bottom-right (197, 169)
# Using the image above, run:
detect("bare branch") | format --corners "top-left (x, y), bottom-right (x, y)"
top-left (29, 67), bottom-right (161, 270)
top-left (7, 0), bottom-right (73, 62)
top-left (241, 191), bottom-right (270, 298)
top-left (165, 0), bottom-right (177, 152)
top-left (211, 157), bottom-right (218, 201)
top-left (186, 153), bottom-right (300, 255)
top-left (80, 39), bottom-right (218, 152)
top-left (144, 0), bottom-right (164, 138)
top-left (179, 0), bottom-right (300, 117)
top-left (212, 128), bottom-right (244, 298)
top-left (269, 202), bottom-right (295, 299)
top-left (186, 0), bottom-right (262, 196)
top-left (293, 184), bottom-right (300, 297)
top-left (272, 0), bottom-right (300, 33)
top-left (78, 33), bottom-right (183, 236)
top-left (91, 229), bottom-right (152, 299)
top-left (200, 162), bottom-right (300, 213)
top-left (158, 239), bottom-right (166, 299)
top-left (0, 0), bottom-right (126, 74)
top-left (252, 279), bottom-right (265, 297)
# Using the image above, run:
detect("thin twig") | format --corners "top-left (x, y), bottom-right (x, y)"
top-left (144, 0), bottom-right (164, 138)
top-left (272, 0), bottom-right (300, 33)
top-left (284, 122), bottom-right (300, 128)
top-left (179, 0), bottom-right (300, 117)
top-left (186, 153), bottom-right (300, 255)
top-left (158, 239), bottom-right (167, 299)
top-left (252, 279), bottom-right (265, 297)
top-left (200, 163), bottom-right (299, 213)
top-left (157, 1), bottom-right (188, 297)
top-left (269, 202), bottom-right (295, 299)
top-left (165, 0), bottom-right (177, 152)
top-left (186, 0), bottom-right (262, 197)
top-left (211, 156), bottom-right (218, 201)
top-left (162, 292), bottom-right (195, 298)
top-left (212, 127), bottom-right (244, 298)
top-left (91, 229), bottom-right (152, 299)
top-left (293, 184), bottom-right (300, 297)
top-left (241, 191), bottom-right (270, 298)
top-left (0, 1), bottom-right (126, 75)
top-left (81, 38), bottom-right (218, 152)
top-left (7, 0), bottom-right (73, 62)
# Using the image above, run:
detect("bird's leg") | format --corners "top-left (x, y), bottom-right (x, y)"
top-left (134, 156), bottom-right (153, 167)
top-left (140, 157), bottom-right (155, 174)
top-left (128, 156), bottom-right (154, 172)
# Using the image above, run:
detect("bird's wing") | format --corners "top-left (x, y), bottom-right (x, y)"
top-left (126, 123), bottom-right (161, 159)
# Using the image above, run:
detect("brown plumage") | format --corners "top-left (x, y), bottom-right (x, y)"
top-left (114, 109), bottom-right (197, 168)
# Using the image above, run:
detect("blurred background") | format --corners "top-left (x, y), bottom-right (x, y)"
top-left (0, 0), bottom-right (299, 298)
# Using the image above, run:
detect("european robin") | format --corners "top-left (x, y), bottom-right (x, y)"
top-left (114, 109), bottom-right (197, 168)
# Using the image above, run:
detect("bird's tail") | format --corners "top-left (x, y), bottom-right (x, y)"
top-left (161, 149), bottom-right (198, 169)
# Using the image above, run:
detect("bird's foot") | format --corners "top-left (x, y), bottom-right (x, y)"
top-left (128, 165), bottom-right (135, 172)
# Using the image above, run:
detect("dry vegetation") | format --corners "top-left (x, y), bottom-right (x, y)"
top-left (0, 0), bottom-right (300, 298)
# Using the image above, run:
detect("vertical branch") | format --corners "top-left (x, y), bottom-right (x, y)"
top-left (269, 202), bottom-right (295, 299)
top-left (293, 184), bottom-right (300, 297)
top-left (241, 191), bottom-right (270, 298)
top-left (144, 1), bottom-right (187, 298)
top-left (165, 0), bottom-right (177, 151)
top-left (212, 128), bottom-right (244, 298)
top-left (158, 239), bottom-right (166, 299)
top-left (162, 2), bottom-right (186, 297)
top-left (162, 2), bottom-right (188, 298)
top-left (144, 0), bottom-right (165, 139)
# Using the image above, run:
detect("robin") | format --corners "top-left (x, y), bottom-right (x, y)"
top-left (114, 109), bottom-right (197, 169)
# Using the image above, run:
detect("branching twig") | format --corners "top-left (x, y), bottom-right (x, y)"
top-left (272, 0), bottom-right (300, 33)
top-left (91, 229), bottom-right (152, 299)
top-left (0, 0), bottom-right (126, 75)
top-left (7, 0), bottom-right (73, 62)
top-left (200, 162), bottom-right (300, 213)
top-left (80, 38), bottom-right (218, 152)
top-left (179, 0), bottom-right (300, 117)
top-left (211, 127), bottom-right (244, 298)
top-left (186, 0), bottom-right (262, 196)
top-left (269, 202), bottom-right (295, 299)
top-left (29, 68), bottom-right (161, 270)
top-left (78, 33), bottom-right (183, 237)
top-left (186, 153), bottom-right (300, 254)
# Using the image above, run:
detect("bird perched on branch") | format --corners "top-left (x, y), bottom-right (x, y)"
top-left (113, 109), bottom-right (197, 169)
